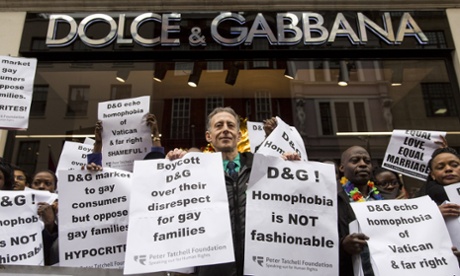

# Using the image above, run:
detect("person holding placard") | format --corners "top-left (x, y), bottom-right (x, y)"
top-left (30, 170), bottom-right (59, 265)
top-left (190, 107), bottom-right (253, 276)
top-left (422, 146), bottom-right (460, 265)
top-left (165, 107), bottom-right (289, 276)
top-left (424, 147), bottom-right (460, 206)
top-left (338, 146), bottom-right (383, 276)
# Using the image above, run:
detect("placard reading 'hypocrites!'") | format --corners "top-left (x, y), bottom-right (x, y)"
top-left (98, 96), bottom-right (152, 172)
top-left (124, 153), bottom-right (234, 275)
top-left (57, 168), bottom-right (131, 269)
top-left (0, 56), bottom-right (37, 130)
top-left (244, 154), bottom-right (338, 276)
top-left (0, 191), bottom-right (44, 266)
top-left (382, 129), bottom-right (446, 181)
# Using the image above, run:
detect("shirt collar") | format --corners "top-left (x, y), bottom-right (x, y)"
top-left (223, 153), bottom-right (241, 172)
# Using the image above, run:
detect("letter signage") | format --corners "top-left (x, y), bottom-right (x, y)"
top-left (45, 12), bottom-right (429, 48)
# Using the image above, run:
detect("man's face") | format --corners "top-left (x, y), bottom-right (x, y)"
top-left (339, 146), bottom-right (372, 186)
top-left (206, 111), bottom-right (241, 153)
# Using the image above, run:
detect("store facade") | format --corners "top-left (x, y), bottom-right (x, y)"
top-left (1, 5), bottom-right (460, 194)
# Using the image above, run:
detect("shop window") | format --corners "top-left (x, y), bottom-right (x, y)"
top-left (171, 98), bottom-right (191, 139)
top-left (255, 91), bottom-right (272, 121)
top-left (417, 31), bottom-right (447, 49)
top-left (317, 100), bottom-right (370, 135)
top-left (206, 96), bottom-right (224, 119)
top-left (66, 85), bottom-right (89, 117)
top-left (16, 141), bottom-right (40, 176)
top-left (422, 83), bottom-right (458, 117)
top-left (319, 102), bottom-right (334, 135)
top-left (30, 85), bottom-right (48, 117)
top-left (206, 45), bottom-right (223, 71)
top-left (110, 84), bottom-right (132, 100)
top-left (31, 38), bottom-right (47, 50)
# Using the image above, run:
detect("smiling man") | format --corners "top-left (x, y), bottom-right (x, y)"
top-left (197, 107), bottom-right (254, 276)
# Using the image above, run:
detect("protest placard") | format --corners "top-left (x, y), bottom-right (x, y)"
top-left (83, 137), bottom-right (95, 145)
top-left (0, 55), bottom-right (37, 130)
top-left (98, 96), bottom-right (152, 172)
top-left (444, 182), bottom-right (460, 204)
top-left (247, 121), bottom-right (265, 153)
top-left (351, 196), bottom-right (459, 276)
top-left (56, 141), bottom-right (94, 172)
top-left (124, 153), bottom-right (234, 275)
top-left (382, 130), bottom-right (446, 181)
top-left (244, 154), bottom-right (338, 275)
top-left (0, 191), bottom-right (44, 265)
top-left (255, 117), bottom-right (308, 161)
top-left (443, 183), bottom-right (460, 250)
top-left (23, 187), bottom-right (58, 205)
top-left (57, 168), bottom-right (131, 269)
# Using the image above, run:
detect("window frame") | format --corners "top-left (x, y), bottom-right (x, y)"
top-left (315, 99), bottom-right (372, 136)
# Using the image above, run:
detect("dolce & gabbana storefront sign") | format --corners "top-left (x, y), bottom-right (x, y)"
top-left (44, 12), bottom-right (429, 48)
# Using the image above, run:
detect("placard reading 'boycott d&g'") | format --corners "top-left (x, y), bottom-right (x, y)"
top-left (382, 130), bottom-right (446, 181)
top-left (0, 191), bottom-right (44, 266)
top-left (244, 154), bottom-right (338, 276)
top-left (256, 117), bottom-right (308, 161)
top-left (98, 96), bottom-right (152, 172)
top-left (124, 153), bottom-right (234, 275)
top-left (57, 168), bottom-right (131, 269)
top-left (351, 196), bottom-right (459, 276)
top-left (0, 55), bottom-right (37, 130)
top-left (56, 141), bottom-right (94, 172)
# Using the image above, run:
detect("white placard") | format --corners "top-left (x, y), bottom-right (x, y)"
top-left (351, 196), bottom-right (459, 276)
top-left (0, 191), bottom-right (44, 265)
top-left (443, 183), bottom-right (460, 249)
top-left (23, 187), bottom-right (58, 205)
top-left (0, 56), bottom-right (37, 129)
top-left (98, 96), bottom-right (152, 172)
top-left (56, 141), bottom-right (94, 172)
top-left (444, 183), bottom-right (460, 204)
top-left (244, 154), bottom-right (338, 275)
top-left (255, 117), bottom-right (308, 161)
top-left (382, 130), bottom-right (446, 181)
top-left (247, 121), bottom-right (265, 153)
top-left (83, 137), bottom-right (95, 145)
top-left (57, 168), bottom-right (131, 268)
top-left (124, 153), bottom-right (234, 275)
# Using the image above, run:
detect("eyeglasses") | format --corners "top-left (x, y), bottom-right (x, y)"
top-left (375, 181), bottom-right (400, 188)
top-left (15, 176), bottom-right (26, 181)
